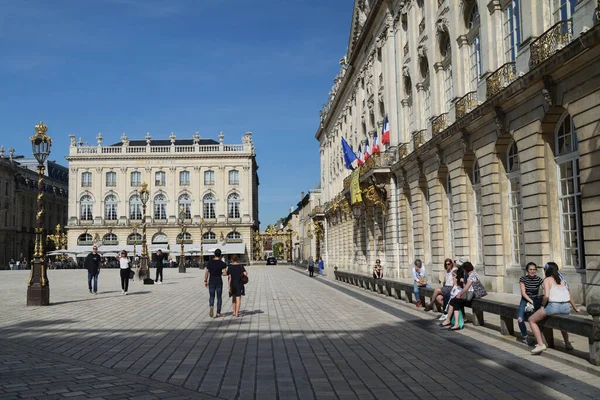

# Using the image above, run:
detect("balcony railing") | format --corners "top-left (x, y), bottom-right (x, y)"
top-left (455, 91), bottom-right (478, 119)
top-left (226, 238), bottom-right (243, 243)
top-left (529, 19), bottom-right (573, 69)
top-left (398, 143), bottom-right (409, 159)
top-left (419, 19), bottom-right (425, 36)
top-left (359, 152), bottom-right (395, 178)
top-left (432, 113), bottom-right (448, 136)
top-left (403, 42), bottom-right (409, 57)
top-left (486, 62), bottom-right (516, 98)
top-left (411, 130), bottom-right (426, 150)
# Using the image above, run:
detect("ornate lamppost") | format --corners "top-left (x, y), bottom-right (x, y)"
top-left (198, 218), bottom-right (206, 268)
top-left (132, 224), bottom-right (139, 258)
top-left (286, 227), bottom-right (293, 263)
top-left (178, 206), bottom-right (187, 273)
top-left (139, 182), bottom-right (153, 284)
top-left (27, 121), bottom-right (52, 306)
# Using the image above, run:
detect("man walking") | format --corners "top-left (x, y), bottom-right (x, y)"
top-left (9, 259), bottom-right (15, 270)
top-left (85, 245), bottom-right (102, 294)
top-left (155, 249), bottom-right (165, 284)
top-left (204, 248), bottom-right (227, 318)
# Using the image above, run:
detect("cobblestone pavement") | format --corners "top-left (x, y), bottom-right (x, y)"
top-left (1, 267), bottom-right (600, 400)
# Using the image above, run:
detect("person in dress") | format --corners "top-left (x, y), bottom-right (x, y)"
top-left (528, 262), bottom-right (580, 354)
top-left (228, 256), bottom-right (248, 317)
top-left (517, 262), bottom-right (543, 344)
top-left (118, 250), bottom-right (132, 295)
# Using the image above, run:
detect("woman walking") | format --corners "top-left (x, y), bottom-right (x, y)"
top-left (118, 250), bottom-right (132, 295)
top-left (528, 262), bottom-right (580, 354)
top-left (228, 256), bottom-right (248, 317)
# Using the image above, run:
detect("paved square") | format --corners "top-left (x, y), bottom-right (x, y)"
top-left (1, 266), bottom-right (600, 399)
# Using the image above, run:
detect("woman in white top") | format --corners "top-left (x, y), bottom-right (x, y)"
top-left (118, 250), bottom-right (132, 295)
top-left (528, 262), bottom-right (580, 354)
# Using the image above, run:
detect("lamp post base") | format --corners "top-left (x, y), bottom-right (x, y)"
top-left (143, 278), bottom-right (155, 285)
top-left (179, 264), bottom-right (186, 273)
top-left (27, 283), bottom-right (50, 306)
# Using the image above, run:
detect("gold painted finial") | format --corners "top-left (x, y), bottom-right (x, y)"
top-left (35, 121), bottom-right (48, 135)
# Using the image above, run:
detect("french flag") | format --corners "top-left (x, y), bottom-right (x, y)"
top-left (364, 139), bottom-right (371, 161)
top-left (371, 130), bottom-right (380, 154)
top-left (356, 144), bottom-right (364, 166)
top-left (382, 115), bottom-right (391, 145)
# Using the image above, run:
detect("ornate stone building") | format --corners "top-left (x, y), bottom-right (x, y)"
top-left (316, 0), bottom-right (600, 304)
top-left (65, 131), bottom-right (259, 263)
top-left (0, 148), bottom-right (69, 267)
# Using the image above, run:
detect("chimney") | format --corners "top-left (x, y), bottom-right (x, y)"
top-left (301, 191), bottom-right (305, 200)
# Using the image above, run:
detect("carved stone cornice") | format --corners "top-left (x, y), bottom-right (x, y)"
top-left (542, 75), bottom-right (557, 107)
top-left (494, 107), bottom-right (507, 136)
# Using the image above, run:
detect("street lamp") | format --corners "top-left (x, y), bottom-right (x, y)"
top-left (139, 182), bottom-right (153, 284)
top-left (27, 121), bottom-right (52, 306)
top-left (286, 227), bottom-right (293, 263)
top-left (198, 218), bottom-right (206, 268)
top-left (178, 206), bottom-right (187, 273)
top-left (132, 223), bottom-right (139, 261)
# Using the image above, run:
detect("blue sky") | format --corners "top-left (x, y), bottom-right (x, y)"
top-left (0, 0), bottom-right (352, 227)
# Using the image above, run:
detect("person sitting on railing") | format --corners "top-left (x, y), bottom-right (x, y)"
top-left (424, 258), bottom-right (455, 315)
top-left (372, 259), bottom-right (383, 279)
top-left (412, 259), bottom-right (430, 308)
top-left (528, 262), bottom-right (580, 355)
top-left (440, 262), bottom-right (483, 330)
top-left (518, 262), bottom-right (543, 345)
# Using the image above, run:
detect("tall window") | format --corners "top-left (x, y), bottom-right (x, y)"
top-left (227, 231), bottom-right (242, 240)
top-left (446, 175), bottom-right (455, 258)
top-left (106, 171), bottom-right (117, 187)
top-left (178, 193), bottom-right (192, 219)
top-left (503, 0), bottom-right (521, 62)
top-left (130, 171), bottom-right (141, 187)
top-left (154, 193), bottom-right (167, 220)
top-left (155, 171), bottom-right (166, 186)
top-left (228, 193), bottom-right (241, 218)
top-left (203, 193), bottom-right (216, 219)
top-left (104, 194), bottom-right (118, 221)
top-left (229, 170), bottom-right (239, 185)
top-left (555, 113), bottom-right (583, 268)
top-left (552, 0), bottom-right (577, 23)
top-left (424, 87), bottom-right (431, 122)
top-left (179, 171), bottom-right (190, 186)
top-left (129, 194), bottom-right (142, 220)
top-left (80, 195), bottom-right (93, 221)
top-left (444, 66), bottom-right (453, 110)
top-left (467, 4), bottom-right (482, 91)
top-left (507, 141), bottom-right (524, 266)
top-left (204, 170), bottom-right (215, 185)
top-left (472, 161), bottom-right (484, 266)
top-left (81, 172), bottom-right (92, 187)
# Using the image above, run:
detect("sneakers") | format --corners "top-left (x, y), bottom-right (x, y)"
top-left (124, 292), bottom-right (128, 295)
top-left (531, 344), bottom-right (547, 354)
top-left (565, 341), bottom-right (574, 351)
top-left (121, 290), bottom-right (125, 294)
top-left (438, 314), bottom-right (448, 321)
top-left (157, 281), bottom-right (162, 285)
top-left (216, 313), bottom-right (222, 318)
top-left (93, 292), bottom-right (98, 295)
top-left (89, 289), bottom-right (93, 294)
top-left (209, 307), bottom-right (214, 318)
top-left (416, 301), bottom-right (422, 308)
top-left (521, 336), bottom-right (529, 345)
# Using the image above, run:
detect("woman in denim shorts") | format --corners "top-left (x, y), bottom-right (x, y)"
top-left (528, 262), bottom-right (580, 355)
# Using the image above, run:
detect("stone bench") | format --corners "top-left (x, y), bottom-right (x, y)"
top-left (334, 269), bottom-right (600, 366)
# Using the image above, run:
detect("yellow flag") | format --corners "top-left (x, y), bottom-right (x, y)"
top-left (350, 169), bottom-right (362, 204)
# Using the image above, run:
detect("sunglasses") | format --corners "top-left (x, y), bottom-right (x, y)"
top-left (445, 262), bottom-right (452, 266)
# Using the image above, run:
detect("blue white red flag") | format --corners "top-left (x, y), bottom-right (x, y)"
top-left (356, 144), bottom-right (364, 166)
top-left (364, 139), bottom-right (371, 161)
top-left (372, 130), bottom-right (380, 154)
top-left (382, 115), bottom-right (391, 145)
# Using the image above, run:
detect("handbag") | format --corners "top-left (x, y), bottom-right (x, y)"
top-left (460, 291), bottom-right (474, 301)
top-left (128, 268), bottom-right (135, 280)
top-left (472, 279), bottom-right (487, 298)
top-left (241, 275), bottom-right (249, 285)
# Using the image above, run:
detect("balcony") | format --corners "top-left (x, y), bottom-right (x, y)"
top-left (359, 152), bottom-right (395, 179)
top-left (418, 19), bottom-right (425, 36)
top-left (432, 113), bottom-right (448, 136)
top-left (529, 19), bottom-right (573, 69)
top-left (398, 143), bottom-right (409, 159)
top-left (486, 62), bottom-right (516, 98)
top-left (455, 91), bottom-right (478, 119)
top-left (411, 130), bottom-right (426, 150)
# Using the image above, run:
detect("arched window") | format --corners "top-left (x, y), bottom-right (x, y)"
top-left (154, 194), bottom-right (167, 220)
top-left (555, 113), bottom-right (583, 268)
top-left (229, 170), bottom-right (239, 185)
top-left (130, 171), bottom-right (141, 187)
top-left (129, 194), bottom-right (142, 220)
top-left (203, 193), bottom-right (216, 219)
top-left (106, 171), bottom-right (117, 187)
top-left (155, 171), bottom-right (166, 186)
top-left (104, 194), bottom-right (118, 220)
top-left (419, 56), bottom-right (432, 122)
top-left (503, 0), bottom-right (521, 62)
top-left (227, 231), bottom-right (242, 242)
top-left (177, 232), bottom-right (192, 244)
top-left (127, 232), bottom-right (142, 245)
top-left (78, 233), bottom-right (93, 245)
top-left (80, 195), bottom-right (94, 221)
top-left (467, 3), bottom-right (482, 91)
top-left (178, 193), bottom-right (191, 219)
top-left (228, 193), bottom-right (241, 218)
top-left (103, 233), bottom-right (118, 245)
top-left (152, 232), bottom-right (168, 244)
top-left (446, 174), bottom-right (455, 258)
top-left (507, 141), bottom-right (524, 266)
top-left (472, 161), bottom-right (484, 266)
top-left (202, 231), bottom-right (217, 243)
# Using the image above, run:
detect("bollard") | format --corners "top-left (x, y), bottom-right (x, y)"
top-left (587, 303), bottom-right (600, 366)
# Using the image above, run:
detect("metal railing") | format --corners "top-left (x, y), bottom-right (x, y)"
top-left (432, 113), bottom-right (448, 136)
top-left (529, 19), bottom-right (573, 68)
top-left (411, 130), bottom-right (426, 151)
top-left (455, 91), bottom-right (478, 119)
top-left (486, 62), bottom-right (516, 98)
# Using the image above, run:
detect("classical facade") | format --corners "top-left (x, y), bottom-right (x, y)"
top-left (0, 148), bottom-right (69, 267)
top-left (65, 131), bottom-right (259, 263)
top-left (316, 0), bottom-right (600, 304)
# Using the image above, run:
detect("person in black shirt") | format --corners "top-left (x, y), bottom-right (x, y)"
top-left (155, 249), bottom-right (165, 284)
top-left (84, 245), bottom-right (102, 294)
top-left (204, 248), bottom-right (227, 318)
